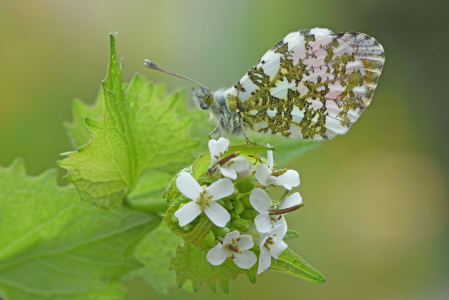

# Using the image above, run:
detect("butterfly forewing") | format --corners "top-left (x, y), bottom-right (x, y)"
top-left (226, 28), bottom-right (384, 140)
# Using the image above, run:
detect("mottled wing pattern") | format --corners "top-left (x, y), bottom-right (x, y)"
top-left (226, 28), bottom-right (385, 140)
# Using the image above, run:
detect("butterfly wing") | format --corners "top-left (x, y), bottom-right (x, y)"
top-left (226, 28), bottom-right (385, 140)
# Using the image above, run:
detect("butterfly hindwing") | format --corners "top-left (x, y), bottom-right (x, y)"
top-left (226, 28), bottom-right (385, 140)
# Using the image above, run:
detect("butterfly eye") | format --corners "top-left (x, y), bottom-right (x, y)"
top-left (192, 87), bottom-right (213, 110)
top-left (204, 92), bottom-right (214, 107)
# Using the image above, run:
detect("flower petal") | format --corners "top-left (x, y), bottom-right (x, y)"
top-left (215, 137), bottom-right (230, 154)
top-left (255, 164), bottom-right (271, 186)
top-left (237, 161), bottom-right (255, 179)
top-left (208, 139), bottom-right (218, 155)
top-left (218, 166), bottom-right (237, 180)
top-left (258, 234), bottom-right (269, 247)
top-left (228, 157), bottom-right (249, 172)
top-left (278, 170), bottom-right (300, 189)
top-left (176, 172), bottom-right (202, 200)
top-left (235, 234), bottom-right (254, 250)
top-left (174, 202), bottom-right (202, 227)
top-left (257, 248), bottom-right (272, 274)
top-left (266, 175), bottom-right (287, 189)
top-left (206, 243), bottom-right (228, 266)
top-left (223, 230), bottom-right (240, 245)
top-left (271, 221), bottom-right (287, 238)
top-left (209, 137), bottom-right (229, 166)
top-left (278, 192), bottom-right (302, 210)
top-left (275, 217), bottom-right (288, 239)
top-left (250, 188), bottom-right (272, 213)
top-left (204, 201), bottom-right (231, 227)
top-left (269, 237), bottom-right (288, 259)
top-left (254, 213), bottom-right (273, 233)
top-left (206, 178), bottom-right (234, 201)
top-left (233, 250), bottom-right (257, 269)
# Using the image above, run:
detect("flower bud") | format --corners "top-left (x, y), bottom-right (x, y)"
top-left (215, 227), bottom-right (231, 237)
top-left (239, 193), bottom-right (252, 208)
top-left (233, 198), bottom-right (245, 215)
top-left (216, 199), bottom-right (233, 210)
top-left (235, 180), bottom-right (254, 194)
top-left (231, 218), bottom-right (250, 232)
top-left (240, 208), bottom-right (259, 220)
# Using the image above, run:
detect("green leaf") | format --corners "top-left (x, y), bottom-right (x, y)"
top-left (124, 169), bottom-right (173, 213)
top-left (170, 242), bottom-right (257, 293)
top-left (64, 91), bottom-right (104, 148)
top-left (0, 159), bottom-right (160, 300)
top-left (59, 34), bottom-right (199, 208)
top-left (269, 248), bottom-right (325, 283)
top-left (122, 222), bottom-right (186, 295)
top-left (260, 138), bottom-right (321, 166)
top-left (283, 229), bottom-right (300, 240)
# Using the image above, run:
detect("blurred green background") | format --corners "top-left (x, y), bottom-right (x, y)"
top-left (1, 0), bottom-right (448, 299)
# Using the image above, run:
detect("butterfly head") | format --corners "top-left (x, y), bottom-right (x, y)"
top-left (193, 86), bottom-right (214, 110)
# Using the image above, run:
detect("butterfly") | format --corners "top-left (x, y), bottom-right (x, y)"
top-left (145, 28), bottom-right (384, 142)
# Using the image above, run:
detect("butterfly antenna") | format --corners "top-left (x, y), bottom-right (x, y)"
top-left (144, 59), bottom-right (207, 90)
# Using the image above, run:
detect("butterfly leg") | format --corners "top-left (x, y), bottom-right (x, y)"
top-left (240, 122), bottom-right (254, 144)
top-left (208, 115), bottom-right (223, 140)
top-left (208, 126), bottom-right (220, 140)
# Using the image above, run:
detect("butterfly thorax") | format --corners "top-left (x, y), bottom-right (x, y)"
top-left (193, 87), bottom-right (242, 135)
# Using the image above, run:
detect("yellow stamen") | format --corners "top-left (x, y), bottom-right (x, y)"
top-left (195, 189), bottom-right (212, 210)
top-left (271, 168), bottom-right (287, 177)
top-left (264, 237), bottom-right (274, 251)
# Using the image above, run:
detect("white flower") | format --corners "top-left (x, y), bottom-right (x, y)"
top-left (174, 172), bottom-right (233, 228)
top-left (219, 156), bottom-right (255, 179)
top-left (255, 144), bottom-right (299, 190)
top-left (250, 188), bottom-right (302, 237)
top-left (257, 224), bottom-right (288, 274)
top-left (209, 137), bottom-right (230, 168)
top-left (206, 230), bottom-right (257, 269)
top-left (208, 137), bottom-right (254, 180)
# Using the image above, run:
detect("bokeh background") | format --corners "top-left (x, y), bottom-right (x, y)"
top-left (1, 0), bottom-right (448, 299)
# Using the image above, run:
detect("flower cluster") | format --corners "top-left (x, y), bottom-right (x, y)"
top-left (173, 138), bottom-right (303, 274)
